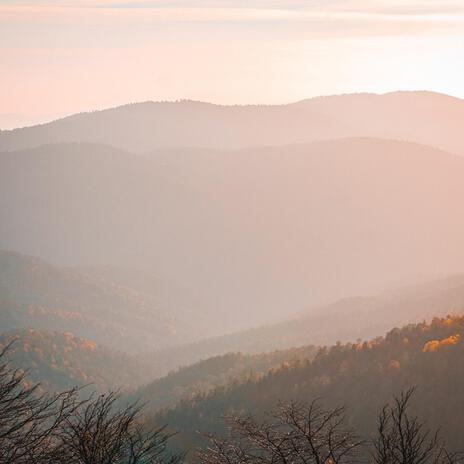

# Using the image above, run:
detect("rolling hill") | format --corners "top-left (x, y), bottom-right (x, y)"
top-left (3, 246), bottom-right (464, 389)
top-left (2, 138), bottom-right (464, 331)
top-left (0, 250), bottom-right (210, 353)
top-left (138, 273), bottom-right (464, 378)
top-left (131, 344), bottom-right (318, 416)
top-left (0, 329), bottom-right (145, 392)
top-left (0, 92), bottom-right (463, 155)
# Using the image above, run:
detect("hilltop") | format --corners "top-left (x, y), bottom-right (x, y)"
top-left (1, 92), bottom-right (463, 155)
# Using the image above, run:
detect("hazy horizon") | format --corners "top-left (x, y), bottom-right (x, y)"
top-left (2, 0), bottom-right (464, 128)
top-left (1, 88), bottom-right (463, 131)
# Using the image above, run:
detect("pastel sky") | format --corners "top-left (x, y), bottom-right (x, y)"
top-left (1, 0), bottom-right (464, 128)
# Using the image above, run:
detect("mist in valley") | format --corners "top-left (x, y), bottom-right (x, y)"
top-left (2, 1), bottom-right (464, 461)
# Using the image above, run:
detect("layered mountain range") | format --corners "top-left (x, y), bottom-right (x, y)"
top-left (1, 91), bottom-right (463, 154)
top-left (1, 93), bottom-right (464, 448)
top-left (2, 136), bottom-right (464, 331)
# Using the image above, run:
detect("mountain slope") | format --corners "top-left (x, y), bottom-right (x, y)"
top-left (138, 274), bottom-right (464, 378)
top-left (2, 139), bottom-right (464, 330)
top-left (0, 92), bottom-right (463, 155)
top-left (131, 345), bottom-right (317, 415)
top-left (155, 315), bottom-right (464, 454)
top-left (213, 272), bottom-right (464, 352)
top-left (0, 329), bottom-right (145, 392)
top-left (0, 250), bottom-right (207, 353)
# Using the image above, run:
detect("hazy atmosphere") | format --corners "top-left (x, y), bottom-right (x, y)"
top-left (1, 1), bottom-right (464, 463)
top-left (2, 0), bottom-right (464, 127)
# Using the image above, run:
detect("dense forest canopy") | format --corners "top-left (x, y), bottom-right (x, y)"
top-left (154, 316), bottom-right (464, 454)
top-left (0, 329), bottom-right (147, 392)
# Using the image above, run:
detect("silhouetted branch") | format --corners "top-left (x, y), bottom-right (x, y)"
top-left (372, 388), bottom-right (449, 464)
top-left (198, 399), bottom-right (364, 464)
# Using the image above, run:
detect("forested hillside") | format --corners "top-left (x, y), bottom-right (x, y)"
top-left (0, 250), bottom-right (207, 352)
top-left (154, 315), bottom-right (464, 454)
top-left (147, 273), bottom-right (464, 371)
top-left (3, 247), bottom-right (464, 392)
top-left (0, 329), bottom-right (146, 392)
top-left (132, 345), bottom-right (318, 415)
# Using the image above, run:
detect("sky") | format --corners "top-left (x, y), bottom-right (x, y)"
top-left (1, 0), bottom-right (464, 128)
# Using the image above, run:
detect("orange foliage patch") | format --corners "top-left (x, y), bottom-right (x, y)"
top-left (389, 359), bottom-right (401, 369)
top-left (81, 339), bottom-right (97, 351)
top-left (443, 317), bottom-right (454, 326)
top-left (423, 334), bottom-right (460, 352)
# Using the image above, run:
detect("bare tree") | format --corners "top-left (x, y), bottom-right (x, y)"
top-left (56, 390), bottom-right (182, 464)
top-left (198, 399), bottom-right (364, 464)
top-left (0, 342), bottom-right (82, 464)
top-left (372, 388), bottom-right (456, 464)
top-left (0, 342), bottom-right (181, 464)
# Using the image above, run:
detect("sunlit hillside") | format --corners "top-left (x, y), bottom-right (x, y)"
top-left (0, 329), bottom-right (145, 392)
top-left (155, 315), bottom-right (464, 454)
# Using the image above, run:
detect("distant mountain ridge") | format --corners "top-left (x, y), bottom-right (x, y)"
top-left (2, 138), bottom-right (464, 329)
top-left (1, 91), bottom-right (463, 155)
